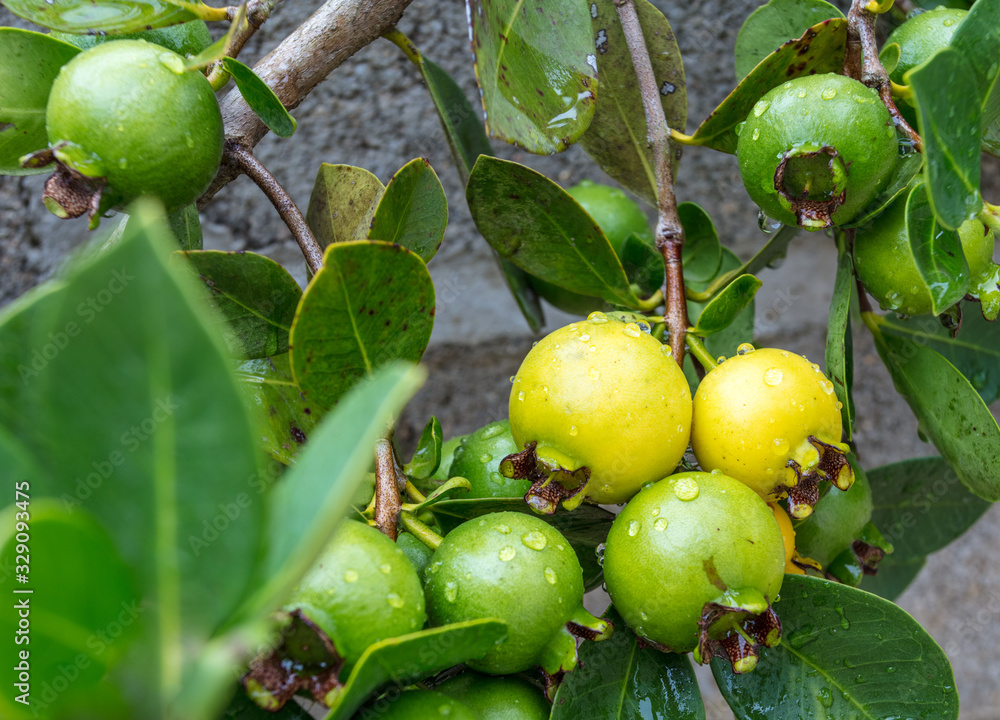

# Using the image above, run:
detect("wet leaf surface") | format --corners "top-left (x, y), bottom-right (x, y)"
top-left (369, 158), bottom-right (448, 263)
top-left (734, 0), bottom-right (843, 81)
top-left (904, 183), bottom-right (969, 314)
top-left (824, 244), bottom-right (854, 438)
top-left (691, 274), bottom-right (761, 336)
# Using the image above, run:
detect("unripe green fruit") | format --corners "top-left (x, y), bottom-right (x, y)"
top-left (397, 531), bottom-right (434, 577)
top-left (367, 690), bottom-right (479, 720)
top-left (283, 521), bottom-right (425, 665)
top-left (51, 20), bottom-right (212, 57)
top-left (450, 420), bottom-right (532, 499)
top-left (736, 74), bottom-right (898, 230)
top-left (509, 316), bottom-right (691, 505)
top-left (691, 346), bottom-right (851, 518)
top-left (603, 472), bottom-right (785, 657)
top-left (45, 40), bottom-right (224, 215)
top-left (883, 8), bottom-right (967, 88)
top-left (424, 512), bottom-right (609, 675)
top-left (853, 191), bottom-right (999, 319)
top-left (435, 672), bottom-right (550, 720)
top-left (530, 180), bottom-right (654, 315)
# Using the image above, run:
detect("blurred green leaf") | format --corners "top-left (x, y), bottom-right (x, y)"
top-left (551, 606), bottom-right (704, 720)
top-left (904, 183), bottom-right (969, 315)
top-left (467, 156), bottom-right (638, 307)
top-left (859, 555), bottom-right (926, 602)
top-left (235, 354), bottom-right (318, 465)
top-left (870, 316), bottom-right (1000, 502)
top-left (0, 29), bottom-right (79, 175)
top-left (949, 0), bottom-right (1000, 128)
top-left (689, 19), bottom-right (847, 153)
top-left (734, 0), bottom-right (843, 80)
top-left (290, 241), bottom-right (434, 410)
top-left (167, 204), bottom-right (203, 250)
top-left (1, 0), bottom-right (198, 34)
top-left (466, 0), bottom-right (597, 154)
top-left (306, 164), bottom-right (385, 250)
top-left (691, 274), bottom-right (761, 336)
top-left (908, 48), bottom-right (982, 230)
top-left (825, 243), bottom-right (854, 438)
top-left (679, 202), bottom-right (722, 283)
top-left (222, 57), bottom-right (296, 138)
top-left (405, 416), bottom-right (443, 480)
top-left (323, 620), bottom-right (508, 720)
top-left (579, 0), bottom-right (686, 204)
top-left (369, 158), bottom-right (448, 263)
top-left (714, 575), bottom-right (958, 720)
top-left (179, 250), bottom-right (302, 359)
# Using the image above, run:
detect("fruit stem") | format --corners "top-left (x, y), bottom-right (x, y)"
top-left (404, 481), bottom-right (428, 504)
top-left (613, 0), bottom-right (690, 365)
top-left (398, 511), bottom-right (443, 551)
top-left (224, 140), bottom-right (325, 274)
top-left (669, 129), bottom-right (702, 146)
top-left (889, 80), bottom-right (913, 101)
top-left (686, 225), bottom-right (799, 303)
top-left (382, 28), bottom-right (422, 67)
top-left (685, 334), bottom-right (718, 372)
top-left (845, 0), bottom-right (923, 152)
top-left (374, 435), bottom-right (406, 540)
top-left (635, 288), bottom-right (663, 312)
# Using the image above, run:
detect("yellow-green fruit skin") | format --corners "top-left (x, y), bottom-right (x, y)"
top-left (690, 348), bottom-right (842, 501)
top-left (509, 318), bottom-right (691, 504)
top-left (46, 40), bottom-right (224, 213)
top-left (853, 191), bottom-right (998, 318)
top-left (603, 472), bottom-right (785, 652)
top-left (367, 690), bottom-right (479, 720)
top-left (284, 521), bottom-right (426, 665)
top-left (736, 74), bottom-right (897, 228)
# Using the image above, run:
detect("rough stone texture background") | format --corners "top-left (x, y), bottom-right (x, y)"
top-left (2, 0), bottom-right (999, 717)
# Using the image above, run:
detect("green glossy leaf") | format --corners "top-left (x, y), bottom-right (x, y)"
top-left (843, 153), bottom-right (924, 229)
top-left (368, 158), bottom-right (448, 263)
top-left (431, 498), bottom-right (615, 592)
top-left (0, 29), bottom-right (80, 175)
top-left (950, 0), bottom-right (1000, 127)
top-left (500, 257), bottom-right (545, 333)
top-left (713, 575), bottom-right (958, 720)
top-left (734, 0), bottom-right (843, 81)
top-left (870, 317), bottom-right (1000, 502)
top-left (551, 606), bottom-right (704, 720)
top-left (984, 118), bottom-right (1000, 157)
top-left (244, 362), bottom-right (425, 621)
top-left (882, 308), bottom-right (1000, 404)
top-left (167, 204), bottom-right (203, 250)
top-left (235, 354), bottom-right (318, 465)
top-left (864, 456), bottom-right (990, 600)
top-left (467, 156), bottom-right (638, 307)
top-left (619, 232), bottom-right (663, 296)
top-left (689, 19), bottom-right (847, 153)
top-left (323, 620), bottom-right (508, 720)
top-left (692, 274), bottom-right (761, 336)
top-left (579, 0), bottom-right (686, 204)
top-left (179, 250), bottom-right (302, 359)
top-left (222, 58), bottom-right (296, 138)
top-left (679, 202), bottom-right (722, 283)
top-left (467, 0), bottom-right (597, 154)
top-left (306, 164), bottom-right (385, 250)
top-left (2, 0), bottom-right (199, 34)
top-left (405, 416), bottom-right (443, 479)
top-left (290, 241), bottom-right (434, 410)
top-left (0, 200), bottom-right (263, 716)
top-left (0, 501), bottom-right (136, 713)
top-left (905, 183), bottom-right (970, 314)
top-left (825, 244), bottom-right (854, 439)
top-left (908, 48), bottom-right (982, 229)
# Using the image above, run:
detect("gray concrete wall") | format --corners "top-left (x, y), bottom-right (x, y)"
top-left (2, 1), bottom-right (999, 717)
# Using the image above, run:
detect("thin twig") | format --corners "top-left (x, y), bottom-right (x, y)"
top-left (846, 0), bottom-right (923, 151)
top-left (374, 436), bottom-right (404, 541)
top-left (200, 0), bottom-right (416, 204)
top-left (613, 0), bottom-right (689, 364)
top-left (224, 140), bottom-right (324, 273)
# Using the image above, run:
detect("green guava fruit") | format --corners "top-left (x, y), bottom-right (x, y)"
top-left (435, 671), bottom-right (550, 720)
top-left (449, 420), bottom-right (532, 499)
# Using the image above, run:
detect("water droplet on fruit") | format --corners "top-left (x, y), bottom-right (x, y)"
top-left (821, 380), bottom-right (835, 394)
top-left (542, 385), bottom-right (549, 393)
top-left (622, 323), bottom-right (642, 338)
top-left (569, 425), bottom-right (579, 437)
top-left (637, 321), bottom-right (651, 333)
top-left (737, 343), bottom-right (755, 355)
top-left (587, 311), bottom-right (608, 323)
top-left (835, 401), bottom-right (844, 410)
top-left (343, 570), bottom-right (359, 583)
top-left (445, 582), bottom-right (458, 602)
top-left (764, 368), bottom-right (784, 386)
top-left (774, 438), bottom-right (789, 454)
top-left (386, 593), bottom-right (404, 609)
top-left (489, 471), bottom-right (503, 484)
top-left (943, 17), bottom-right (956, 25)
top-left (499, 546), bottom-right (517, 561)
top-left (757, 211), bottom-right (782, 234)
top-left (531, 341), bottom-right (538, 347)
top-left (509, 376), bottom-right (515, 383)
top-left (673, 476), bottom-right (699, 500)
top-left (639, 611), bottom-right (649, 621)
top-left (580, 333), bottom-right (590, 341)
top-left (717, 356), bottom-right (727, 364)
top-left (544, 567), bottom-right (558, 584)
top-left (661, 345), bottom-right (673, 358)
top-left (595, 543), bottom-right (606, 565)
top-left (379, 564), bottom-right (392, 575)
top-left (521, 531), bottom-right (547, 550)
top-left (517, 391), bottom-right (525, 401)
top-left (752, 127), bottom-right (760, 141)
top-left (797, 90), bottom-right (807, 98)
top-left (753, 99), bottom-right (770, 117)
top-left (821, 88), bottom-right (837, 100)
top-left (628, 520), bottom-right (640, 536)
top-left (496, 524), bottom-right (511, 535)
top-left (589, 368), bottom-right (600, 381)
top-left (479, 453), bottom-right (492, 463)
top-left (654, 518), bottom-right (668, 531)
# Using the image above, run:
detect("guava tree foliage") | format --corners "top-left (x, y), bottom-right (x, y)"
top-left (0, 0), bottom-right (998, 718)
